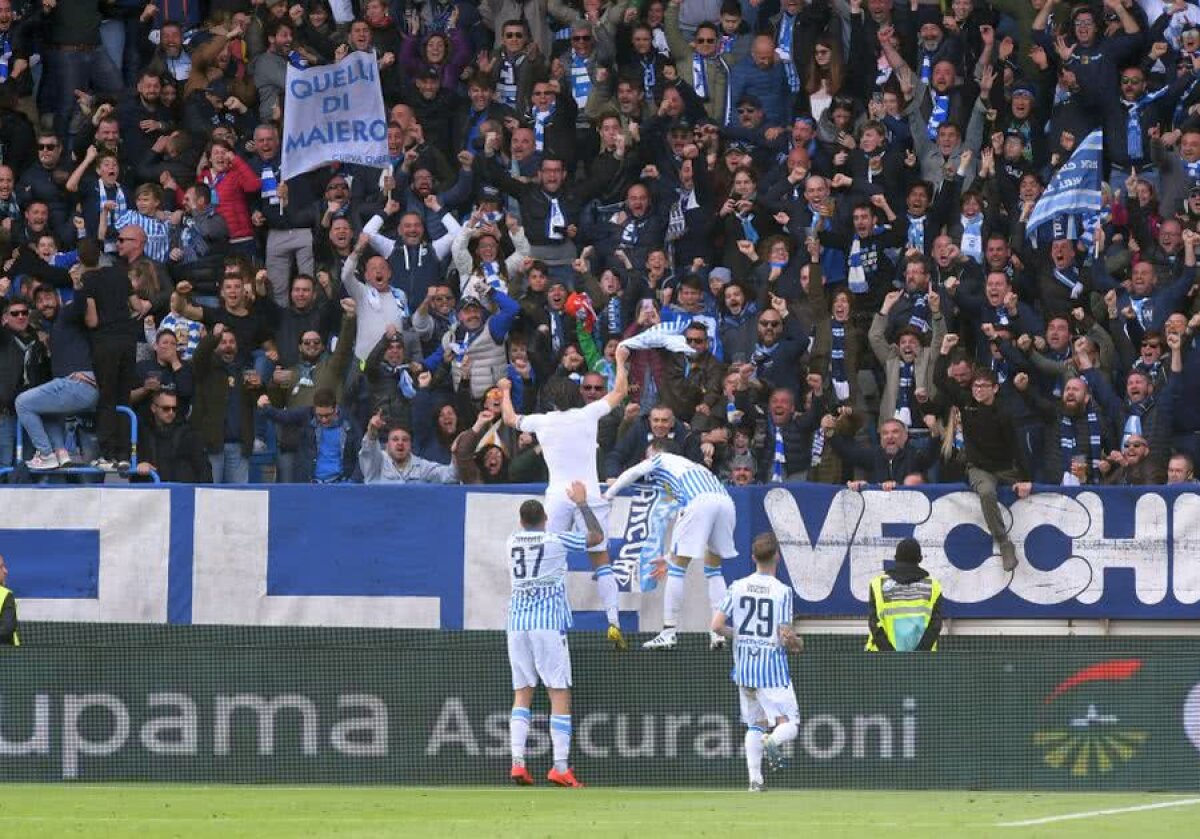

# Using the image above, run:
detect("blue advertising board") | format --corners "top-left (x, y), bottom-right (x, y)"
top-left (1, 484), bottom-right (1197, 628)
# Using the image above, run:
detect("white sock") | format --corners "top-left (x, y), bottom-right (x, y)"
top-left (593, 564), bottom-right (620, 626)
top-left (550, 714), bottom-right (572, 772)
top-left (745, 726), bottom-right (765, 784)
top-left (768, 720), bottom-right (798, 746)
top-left (664, 561), bottom-right (687, 627)
top-left (510, 707), bottom-right (531, 766)
top-left (704, 564), bottom-right (728, 610)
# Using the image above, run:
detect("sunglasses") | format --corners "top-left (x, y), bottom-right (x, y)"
top-left (571, 34), bottom-right (593, 41)
top-left (156, 404), bottom-right (178, 412)
top-left (38, 143), bottom-right (58, 150)
top-left (685, 336), bottom-right (708, 345)
top-left (503, 31), bottom-right (524, 39)
top-left (695, 37), bottom-right (716, 44)
top-left (580, 384), bottom-right (606, 391)
top-left (7, 309), bottom-right (29, 317)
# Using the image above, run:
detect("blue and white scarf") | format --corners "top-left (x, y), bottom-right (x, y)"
top-left (692, 52), bottom-right (709, 99)
top-left (546, 195), bottom-right (565, 240)
top-left (641, 56), bottom-right (657, 96)
top-left (605, 296), bottom-right (623, 339)
top-left (848, 225), bottom-right (885, 294)
top-left (1124, 86), bottom-right (1171, 160)
top-left (1059, 405), bottom-right (1103, 483)
top-left (479, 260), bottom-right (503, 292)
top-left (260, 164), bottom-right (279, 206)
top-left (960, 214), bottom-right (983, 262)
top-left (771, 421), bottom-right (786, 482)
top-left (927, 92), bottom-right (950, 141)
top-left (830, 319), bottom-right (850, 402)
top-left (776, 14), bottom-right (800, 93)
top-left (1052, 265), bottom-right (1085, 300)
top-left (532, 104), bottom-right (554, 151)
top-left (570, 53), bottom-right (592, 108)
top-left (810, 421), bottom-right (825, 466)
top-left (908, 292), bottom-right (930, 334)
top-left (895, 360), bottom-right (914, 427)
top-left (0, 32), bottom-right (11, 82)
top-left (498, 54), bottom-right (521, 106)
top-left (907, 214), bottom-right (926, 252)
top-left (1122, 396), bottom-right (1154, 447)
top-left (737, 210), bottom-right (759, 243)
top-left (287, 49), bottom-right (308, 69)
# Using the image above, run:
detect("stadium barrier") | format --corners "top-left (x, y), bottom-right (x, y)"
top-left (2, 626), bottom-right (1199, 789)
top-left (1, 484), bottom-right (1198, 629)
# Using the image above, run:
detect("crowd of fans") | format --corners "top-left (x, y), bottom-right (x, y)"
top-left (0, 0), bottom-right (1199, 493)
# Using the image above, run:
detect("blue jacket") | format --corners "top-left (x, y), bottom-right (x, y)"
top-left (260, 406), bottom-right (358, 483)
top-left (726, 57), bottom-right (792, 128)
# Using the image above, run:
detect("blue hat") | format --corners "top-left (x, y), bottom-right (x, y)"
top-left (1012, 82), bottom-right (1036, 98)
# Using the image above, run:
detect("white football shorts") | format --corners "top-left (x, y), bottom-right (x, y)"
top-left (672, 493), bottom-right (738, 560)
top-left (545, 492), bottom-right (611, 555)
top-left (738, 684), bottom-right (799, 727)
top-left (508, 629), bottom-right (572, 690)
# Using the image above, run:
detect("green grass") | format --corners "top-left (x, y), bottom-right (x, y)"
top-left (1, 786), bottom-right (1197, 838)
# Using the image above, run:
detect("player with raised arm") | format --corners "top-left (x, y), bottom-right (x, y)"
top-left (604, 438), bottom-right (737, 651)
top-left (499, 345), bottom-right (631, 650)
top-left (506, 481), bottom-right (604, 788)
top-left (712, 532), bottom-right (803, 792)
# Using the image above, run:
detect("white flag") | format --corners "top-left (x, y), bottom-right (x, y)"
top-left (281, 51), bottom-right (390, 181)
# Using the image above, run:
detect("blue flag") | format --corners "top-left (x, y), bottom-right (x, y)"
top-left (1026, 130), bottom-right (1103, 240)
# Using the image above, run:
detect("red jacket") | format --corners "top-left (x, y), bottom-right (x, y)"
top-left (200, 155), bottom-right (260, 240)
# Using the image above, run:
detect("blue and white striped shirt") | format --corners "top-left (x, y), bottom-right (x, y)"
top-left (506, 529), bottom-right (588, 631)
top-left (611, 451), bottom-right (728, 506)
top-left (114, 210), bottom-right (173, 264)
top-left (720, 573), bottom-right (794, 688)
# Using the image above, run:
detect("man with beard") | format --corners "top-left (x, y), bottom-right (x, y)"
top-left (117, 70), bottom-right (171, 166)
top-left (262, 300), bottom-right (357, 483)
top-left (873, 291), bottom-right (944, 433)
top-left (191, 324), bottom-right (259, 484)
top-left (1017, 340), bottom-right (1120, 487)
top-left (134, 390), bottom-right (210, 482)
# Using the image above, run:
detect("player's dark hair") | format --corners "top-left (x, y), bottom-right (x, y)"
top-left (752, 532), bottom-right (779, 564)
top-left (519, 499), bottom-right (547, 527)
top-left (647, 438), bottom-right (680, 456)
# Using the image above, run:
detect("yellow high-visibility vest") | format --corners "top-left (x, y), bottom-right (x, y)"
top-left (865, 574), bottom-right (940, 652)
top-left (0, 585), bottom-right (19, 647)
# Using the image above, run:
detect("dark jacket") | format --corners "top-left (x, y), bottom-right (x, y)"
top-left (658, 350), bottom-right (725, 424)
top-left (136, 417), bottom-right (211, 483)
top-left (830, 436), bottom-right (937, 484)
top-left (605, 417), bottom-right (703, 478)
top-left (191, 334), bottom-right (258, 457)
top-left (259, 406), bottom-right (358, 483)
top-left (934, 353), bottom-right (1025, 476)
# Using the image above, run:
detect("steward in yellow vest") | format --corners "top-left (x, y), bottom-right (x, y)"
top-left (865, 538), bottom-right (942, 652)
top-left (0, 553), bottom-right (19, 647)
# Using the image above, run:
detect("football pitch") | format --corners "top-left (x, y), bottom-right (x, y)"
top-left (1, 786), bottom-right (1198, 838)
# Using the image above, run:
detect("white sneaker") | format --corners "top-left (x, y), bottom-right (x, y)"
top-left (748, 781), bottom-right (765, 792)
top-left (642, 628), bottom-right (678, 650)
top-left (709, 631), bottom-right (727, 651)
top-left (91, 458), bottom-right (116, 471)
top-left (26, 452), bottom-right (61, 471)
top-left (55, 449), bottom-right (73, 467)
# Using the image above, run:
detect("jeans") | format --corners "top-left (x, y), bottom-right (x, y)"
top-left (99, 18), bottom-right (141, 87)
top-left (275, 450), bottom-right (299, 483)
top-left (0, 413), bottom-right (14, 467)
top-left (265, 229), bottom-right (315, 306)
top-left (209, 443), bottom-right (249, 484)
top-left (15, 375), bottom-right (100, 456)
top-left (45, 47), bottom-right (123, 139)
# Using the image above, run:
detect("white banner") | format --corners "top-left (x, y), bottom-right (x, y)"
top-left (280, 52), bottom-right (390, 181)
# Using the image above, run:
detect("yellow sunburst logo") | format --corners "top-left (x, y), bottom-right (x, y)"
top-left (1033, 660), bottom-right (1148, 777)
top-left (1034, 705), bottom-right (1147, 776)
